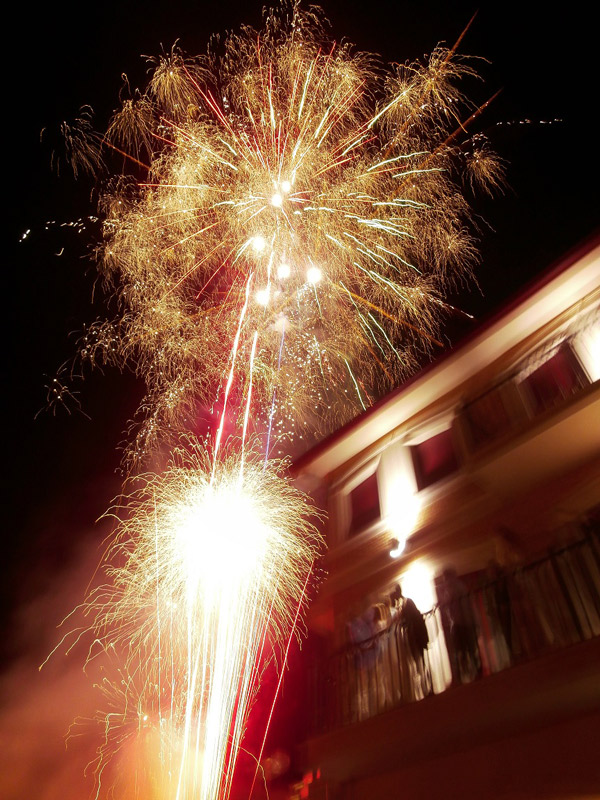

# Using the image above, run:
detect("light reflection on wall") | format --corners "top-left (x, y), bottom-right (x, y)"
top-left (379, 442), bottom-right (420, 554)
top-left (399, 560), bottom-right (436, 612)
top-left (575, 321), bottom-right (600, 381)
top-left (399, 559), bottom-right (453, 694)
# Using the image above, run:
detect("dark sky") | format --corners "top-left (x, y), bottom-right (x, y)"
top-left (2, 0), bottom-right (598, 792)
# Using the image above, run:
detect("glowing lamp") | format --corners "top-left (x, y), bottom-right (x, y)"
top-left (389, 537), bottom-right (406, 558)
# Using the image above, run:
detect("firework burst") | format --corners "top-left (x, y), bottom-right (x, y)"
top-left (76, 442), bottom-right (321, 799)
top-left (75, 1), bottom-right (502, 466)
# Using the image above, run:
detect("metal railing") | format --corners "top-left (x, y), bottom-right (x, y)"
top-left (309, 528), bottom-right (600, 734)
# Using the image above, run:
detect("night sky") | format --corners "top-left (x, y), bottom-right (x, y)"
top-left (3, 0), bottom-right (598, 795)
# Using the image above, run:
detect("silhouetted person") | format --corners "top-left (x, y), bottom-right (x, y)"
top-left (485, 559), bottom-right (513, 660)
top-left (346, 604), bottom-right (378, 720)
top-left (440, 567), bottom-right (481, 683)
top-left (391, 583), bottom-right (430, 697)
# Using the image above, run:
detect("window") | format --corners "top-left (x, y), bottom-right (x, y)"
top-left (411, 428), bottom-right (458, 490)
top-left (521, 342), bottom-right (588, 415)
top-left (573, 320), bottom-right (600, 382)
top-left (463, 384), bottom-right (519, 451)
top-left (348, 472), bottom-right (381, 536)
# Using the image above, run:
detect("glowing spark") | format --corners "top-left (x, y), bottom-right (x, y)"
top-left (306, 265), bottom-right (322, 285)
top-left (255, 287), bottom-right (270, 306)
top-left (277, 262), bottom-right (291, 280)
top-left (251, 235), bottom-right (267, 253)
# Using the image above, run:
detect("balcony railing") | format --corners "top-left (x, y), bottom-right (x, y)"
top-left (309, 527), bottom-right (600, 734)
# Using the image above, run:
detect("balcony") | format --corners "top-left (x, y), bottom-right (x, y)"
top-left (297, 528), bottom-right (600, 798)
top-left (309, 527), bottom-right (600, 735)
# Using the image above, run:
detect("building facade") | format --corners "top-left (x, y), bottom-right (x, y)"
top-left (290, 236), bottom-right (600, 799)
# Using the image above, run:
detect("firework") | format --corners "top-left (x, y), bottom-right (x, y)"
top-left (77, 442), bottom-right (320, 799)
top-left (41, 105), bottom-right (105, 179)
top-left (47, 4), bottom-right (504, 797)
top-left (74, 2), bottom-right (502, 466)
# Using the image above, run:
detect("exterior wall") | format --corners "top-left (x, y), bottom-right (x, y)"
top-left (292, 239), bottom-right (600, 799)
top-left (302, 638), bottom-right (600, 800)
top-left (308, 273), bottom-right (599, 637)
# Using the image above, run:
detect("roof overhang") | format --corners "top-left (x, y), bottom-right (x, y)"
top-left (294, 235), bottom-right (600, 481)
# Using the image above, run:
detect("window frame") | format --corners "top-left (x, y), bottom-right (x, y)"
top-left (410, 426), bottom-right (460, 491)
top-left (404, 409), bottom-right (461, 493)
top-left (518, 339), bottom-right (590, 417)
top-left (336, 456), bottom-right (383, 542)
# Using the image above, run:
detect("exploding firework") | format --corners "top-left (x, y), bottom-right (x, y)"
top-left (41, 104), bottom-right (105, 179)
top-left (47, 4), bottom-right (504, 797)
top-left (74, 2), bottom-right (503, 467)
top-left (74, 442), bottom-right (321, 799)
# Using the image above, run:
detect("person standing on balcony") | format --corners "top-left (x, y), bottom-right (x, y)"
top-left (346, 603), bottom-right (378, 720)
top-left (391, 583), bottom-right (431, 699)
top-left (440, 567), bottom-right (481, 684)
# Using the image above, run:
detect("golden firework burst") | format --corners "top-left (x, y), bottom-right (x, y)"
top-left (76, 2), bottom-right (502, 466)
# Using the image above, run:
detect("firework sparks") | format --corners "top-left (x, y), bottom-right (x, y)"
top-left (46, 4), bottom-right (504, 797)
top-left (77, 442), bottom-right (320, 799)
top-left (74, 2), bottom-right (502, 466)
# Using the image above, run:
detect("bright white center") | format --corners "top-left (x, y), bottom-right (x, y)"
top-left (255, 287), bottom-right (270, 306)
top-left (281, 180), bottom-right (291, 193)
top-left (271, 193), bottom-right (283, 208)
top-left (277, 262), bottom-right (291, 280)
top-left (251, 235), bottom-right (266, 253)
top-left (175, 485), bottom-right (270, 601)
top-left (306, 266), bottom-right (322, 285)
